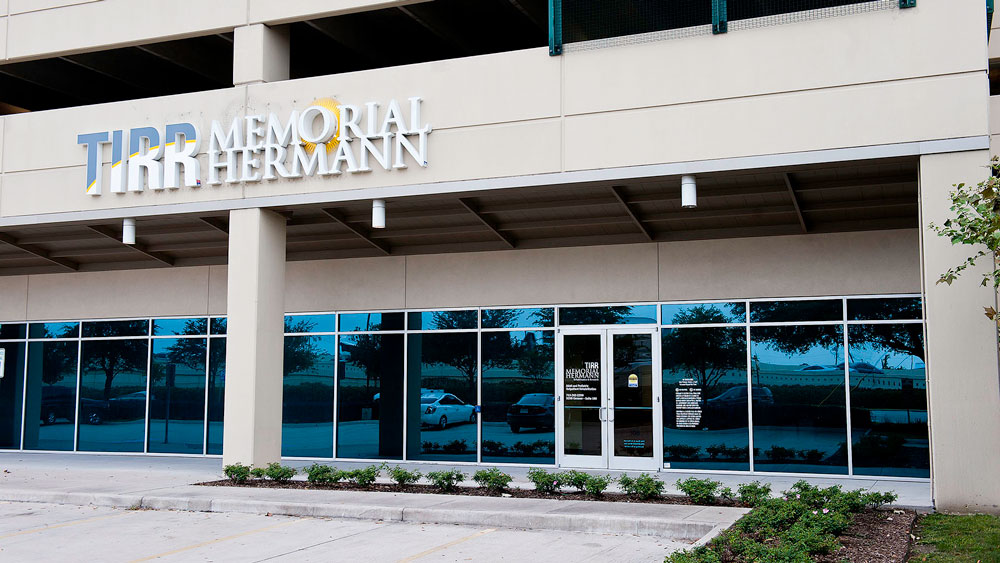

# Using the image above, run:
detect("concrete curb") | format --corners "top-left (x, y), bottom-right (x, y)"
top-left (0, 488), bottom-right (734, 543)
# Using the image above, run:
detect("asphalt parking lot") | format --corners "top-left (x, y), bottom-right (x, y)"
top-left (0, 501), bottom-right (685, 562)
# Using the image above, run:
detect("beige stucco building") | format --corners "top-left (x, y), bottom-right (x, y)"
top-left (0, 0), bottom-right (997, 514)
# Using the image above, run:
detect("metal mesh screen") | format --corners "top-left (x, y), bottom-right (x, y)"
top-left (729, 0), bottom-right (896, 28)
top-left (561, 0), bottom-right (712, 44)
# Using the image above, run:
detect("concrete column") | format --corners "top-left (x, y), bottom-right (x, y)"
top-left (919, 150), bottom-right (1000, 514)
top-left (222, 208), bottom-right (286, 467)
top-left (233, 23), bottom-right (290, 86)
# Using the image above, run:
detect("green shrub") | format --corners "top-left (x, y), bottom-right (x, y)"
top-left (344, 463), bottom-right (384, 487)
top-left (862, 491), bottom-right (898, 509)
top-left (472, 468), bottom-right (513, 492)
top-left (664, 545), bottom-right (722, 563)
top-left (387, 465), bottom-right (422, 487)
top-left (252, 462), bottom-right (296, 483)
top-left (619, 473), bottom-right (665, 500)
top-left (427, 469), bottom-right (466, 491)
top-left (583, 474), bottom-right (613, 497)
top-left (250, 467), bottom-right (266, 479)
top-left (675, 477), bottom-right (721, 505)
top-left (304, 463), bottom-right (344, 484)
top-left (223, 463), bottom-right (251, 483)
top-left (562, 470), bottom-right (591, 493)
top-left (737, 481), bottom-right (772, 507)
top-left (526, 468), bottom-right (563, 494)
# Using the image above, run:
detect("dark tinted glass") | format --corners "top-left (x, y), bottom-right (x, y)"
top-left (559, 305), bottom-right (658, 325)
top-left (481, 308), bottom-right (554, 329)
top-left (337, 334), bottom-right (404, 459)
top-left (23, 341), bottom-right (78, 451)
top-left (152, 318), bottom-right (207, 336)
top-left (284, 314), bottom-right (336, 334)
top-left (482, 331), bottom-right (555, 464)
top-left (408, 310), bottom-right (477, 330)
top-left (662, 327), bottom-right (750, 470)
top-left (848, 324), bottom-right (928, 477)
top-left (77, 339), bottom-right (149, 452)
top-left (0, 342), bottom-right (25, 449)
top-left (730, 0), bottom-right (870, 21)
top-left (210, 318), bottom-right (227, 335)
top-left (406, 333), bottom-right (478, 461)
top-left (563, 333), bottom-right (602, 456)
top-left (750, 325), bottom-right (847, 474)
top-left (562, 0), bottom-right (711, 43)
top-left (0, 323), bottom-right (26, 339)
top-left (339, 312), bottom-right (404, 332)
top-left (206, 338), bottom-right (226, 455)
top-left (662, 303), bottom-right (746, 325)
top-left (82, 320), bottom-right (149, 338)
top-left (148, 338), bottom-right (205, 454)
top-left (282, 335), bottom-right (335, 457)
top-left (612, 333), bottom-right (654, 457)
top-left (750, 300), bottom-right (842, 323)
top-left (847, 298), bottom-right (922, 321)
top-left (29, 322), bottom-right (79, 339)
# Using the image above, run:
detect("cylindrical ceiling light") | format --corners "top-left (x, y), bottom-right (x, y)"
top-left (372, 199), bottom-right (386, 229)
top-left (122, 218), bottom-right (136, 245)
top-left (681, 175), bottom-right (697, 209)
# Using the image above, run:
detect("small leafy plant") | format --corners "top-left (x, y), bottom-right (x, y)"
top-left (737, 481), bottom-right (772, 507)
top-left (562, 470), bottom-right (591, 493)
top-left (583, 474), bottom-right (613, 497)
top-left (526, 468), bottom-right (563, 494)
top-left (304, 463), bottom-right (344, 484)
top-left (619, 473), bottom-right (664, 500)
top-left (472, 468), bottom-right (513, 493)
top-left (223, 463), bottom-right (251, 484)
top-left (675, 477), bottom-right (721, 505)
top-left (344, 463), bottom-right (385, 487)
top-left (251, 462), bottom-right (296, 483)
top-left (427, 468), bottom-right (466, 492)
top-left (387, 465), bottom-right (422, 487)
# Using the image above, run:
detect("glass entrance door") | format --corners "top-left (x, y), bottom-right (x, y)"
top-left (557, 329), bottom-right (661, 470)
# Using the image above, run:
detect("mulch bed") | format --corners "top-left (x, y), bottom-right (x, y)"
top-left (196, 479), bottom-right (738, 506)
top-left (817, 509), bottom-right (918, 563)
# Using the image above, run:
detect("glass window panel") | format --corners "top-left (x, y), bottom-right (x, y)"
top-left (482, 331), bottom-right (555, 464)
top-left (750, 325), bottom-right (847, 474)
top-left (210, 318), bottom-right (227, 335)
top-left (662, 327), bottom-right (749, 470)
top-left (563, 333), bottom-right (603, 456)
top-left (750, 300), bottom-right (843, 323)
top-left (282, 335), bottom-right (335, 457)
top-left (77, 339), bottom-right (149, 452)
top-left (339, 312), bottom-right (404, 332)
top-left (613, 333), bottom-right (654, 457)
top-left (481, 308), bottom-right (554, 329)
top-left (23, 341), bottom-right (78, 451)
top-left (0, 323), bottom-right (26, 340)
top-left (82, 320), bottom-right (149, 338)
top-left (406, 333), bottom-right (478, 461)
top-left (337, 334), bottom-right (404, 459)
top-left (30, 322), bottom-right (79, 339)
top-left (847, 298), bottom-right (922, 321)
top-left (148, 338), bottom-right (206, 454)
top-left (408, 310), bottom-right (477, 331)
top-left (848, 324), bottom-right (929, 477)
top-left (152, 318), bottom-right (208, 336)
top-left (559, 305), bottom-right (658, 325)
top-left (284, 314), bottom-right (336, 334)
top-left (662, 303), bottom-right (746, 325)
top-left (0, 342), bottom-right (26, 449)
top-left (206, 338), bottom-right (226, 455)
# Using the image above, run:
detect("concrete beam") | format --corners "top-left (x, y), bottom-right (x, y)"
top-left (233, 24), bottom-right (289, 85)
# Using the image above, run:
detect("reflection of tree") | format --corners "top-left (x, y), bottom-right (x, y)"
top-left (850, 324), bottom-right (924, 362)
top-left (419, 312), bottom-right (479, 396)
top-left (482, 332), bottom-right (553, 384)
top-left (85, 339), bottom-right (146, 400)
top-left (662, 307), bottom-right (744, 397)
top-left (560, 306), bottom-right (633, 325)
top-left (344, 333), bottom-right (384, 393)
top-left (41, 343), bottom-right (76, 386)
top-left (284, 321), bottom-right (321, 375)
top-left (482, 309), bottom-right (518, 329)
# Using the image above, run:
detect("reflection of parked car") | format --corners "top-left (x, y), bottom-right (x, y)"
top-left (506, 393), bottom-right (554, 433)
top-left (40, 386), bottom-right (108, 425)
top-left (420, 393), bottom-right (475, 429)
top-left (109, 391), bottom-right (149, 420)
top-left (836, 362), bottom-right (884, 374)
top-left (374, 388), bottom-right (443, 403)
top-left (706, 385), bottom-right (774, 409)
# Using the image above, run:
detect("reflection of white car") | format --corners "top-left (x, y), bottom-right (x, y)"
top-left (420, 393), bottom-right (475, 429)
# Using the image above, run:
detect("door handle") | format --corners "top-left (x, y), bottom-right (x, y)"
top-left (607, 408), bottom-right (615, 422)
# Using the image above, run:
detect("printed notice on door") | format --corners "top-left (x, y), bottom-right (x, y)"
top-left (675, 377), bottom-right (702, 428)
top-left (565, 361), bottom-right (600, 407)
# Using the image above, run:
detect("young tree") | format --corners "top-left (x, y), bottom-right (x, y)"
top-left (929, 156), bottom-right (1000, 344)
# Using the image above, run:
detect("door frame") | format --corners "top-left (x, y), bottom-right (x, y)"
top-left (555, 327), bottom-right (662, 471)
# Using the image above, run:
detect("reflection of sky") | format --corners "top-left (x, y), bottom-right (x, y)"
top-left (482, 308), bottom-right (553, 329)
top-left (752, 341), bottom-right (842, 367)
top-left (662, 303), bottom-right (745, 325)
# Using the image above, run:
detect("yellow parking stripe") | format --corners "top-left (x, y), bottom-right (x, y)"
top-left (129, 518), bottom-right (306, 562)
top-left (396, 528), bottom-right (497, 563)
top-left (0, 511), bottom-right (131, 539)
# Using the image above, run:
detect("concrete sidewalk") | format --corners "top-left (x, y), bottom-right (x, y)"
top-left (0, 452), bottom-right (930, 544)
